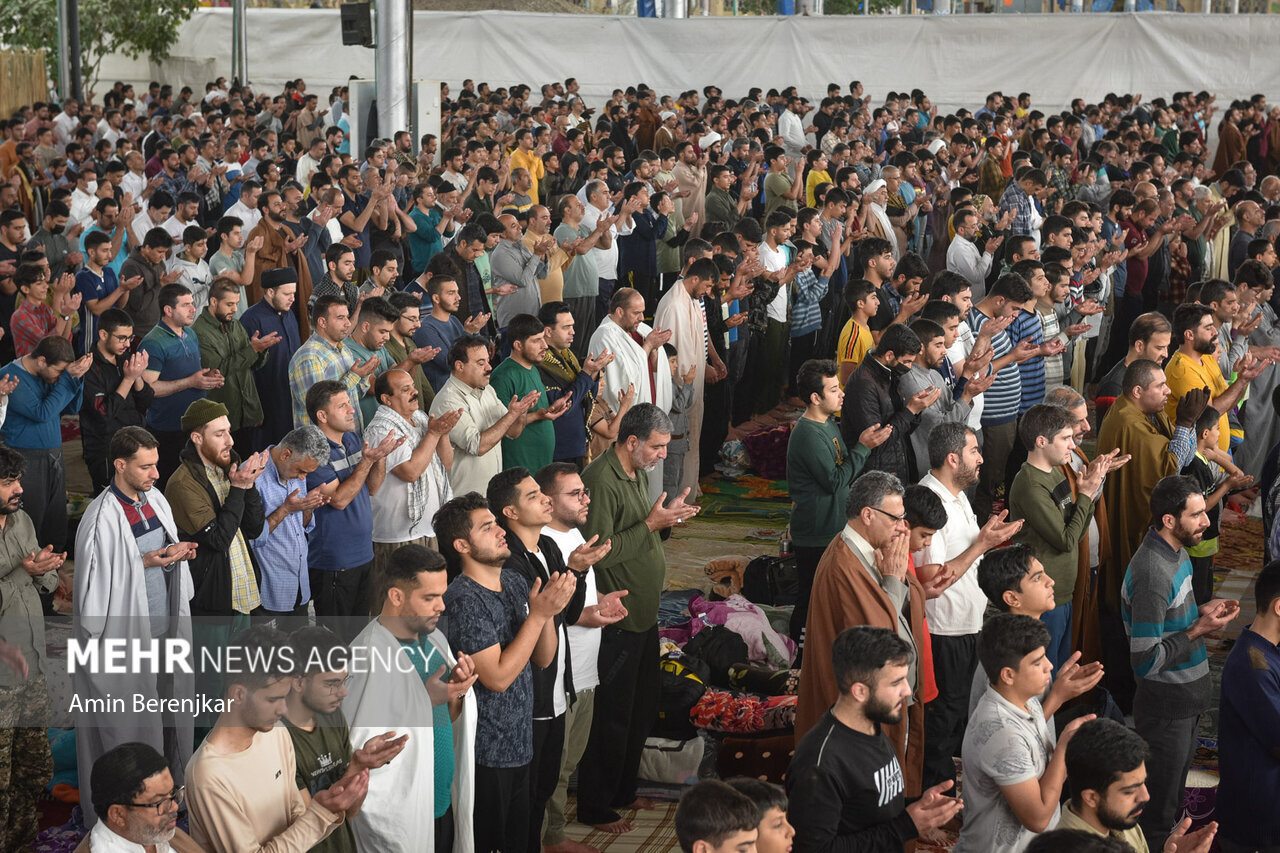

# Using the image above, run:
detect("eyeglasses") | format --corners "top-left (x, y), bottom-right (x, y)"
top-left (322, 675), bottom-right (353, 694)
top-left (122, 786), bottom-right (185, 814)
top-left (559, 488), bottom-right (590, 502)
top-left (868, 505), bottom-right (907, 523)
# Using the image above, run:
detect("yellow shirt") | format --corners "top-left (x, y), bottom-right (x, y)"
top-left (509, 147), bottom-right (546, 206)
top-left (805, 169), bottom-right (832, 208)
top-left (1054, 803), bottom-right (1149, 853)
top-left (837, 318), bottom-right (873, 371)
top-left (1164, 349), bottom-right (1230, 452)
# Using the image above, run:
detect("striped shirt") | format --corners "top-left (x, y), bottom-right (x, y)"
top-left (1010, 308), bottom-right (1046, 414)
top-left (110, 483), bottom-right (170, 637)
top-left (1122, 528), bottom-right (1212, 718)
top-left (790, 268), bottom-right (829, 338)
top-left (968, 307), bottom-right (1020, 425)
top-left (1036, 306), bottom-right (1065, 393)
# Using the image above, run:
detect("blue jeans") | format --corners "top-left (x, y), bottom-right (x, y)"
top-left (1041, 600), bottom-right (1074, 673)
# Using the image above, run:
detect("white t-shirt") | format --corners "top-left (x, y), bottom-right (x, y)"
top-left (363, 418), bottom-right (452, 543)
top-left (947, 322), bottom-right (985, 430)
top-left (542, 525), bottom-right (601, 692)
top-left (917, 473), bottom-right (987, 636)
top-left (528, 549), bottom-right (570, 718)
top-left (758, 240), bottom-right (789, 323)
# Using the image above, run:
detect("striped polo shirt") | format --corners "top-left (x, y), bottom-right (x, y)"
top-left (968, 307), bottom-right (1020, 426)
top-left (1010, 308), bottom-right (1045, 414)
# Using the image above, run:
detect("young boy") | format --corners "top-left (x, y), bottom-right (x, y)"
top-left (674, 780), bottom-right (760, 853)
top-left (665, 343), bottom-right (696, 499)
top-left (1181, 407), bottom-right (1253, 604)
top-left (973, 544), bottom-right (1104, 716)
top-left (726, 778), bottom-right (794, 853)
top-left (836, 279), bottom-right (880, 384)
top-left (10, 262), bottom-right (77, 357)
top-left (1008, 404), bottom-right (1119, 670)
top-left (955, 613), bottom-right (1095, 853)
top-left (1034, 262), bottom-right (1074, 393)
top-left (788, 238), bottom-right (839, 398)
top-left (168, 224), bottom-right (212, 315)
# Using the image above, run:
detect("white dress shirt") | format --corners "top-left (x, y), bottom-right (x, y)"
top-left (917, 472), bottom-right (987, 636)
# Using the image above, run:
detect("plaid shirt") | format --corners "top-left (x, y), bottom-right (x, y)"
top-left (203, 461), bottom-right (260, 614)
top-left (997, 179), bottom-right (1037, 238)
top-left (11, 300), bottom-right (60, 358)
top-left (287, 333), bottom-right (367, 433)
top-left (1044, 163), bottom-right (1073, 211)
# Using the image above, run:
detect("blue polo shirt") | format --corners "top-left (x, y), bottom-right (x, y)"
top-left (139, 321), bottom-right (204, 432)
top-left (74, 265), bottom-right (119, 356)
top-left (306, 431), bottom-right (374, 570)
top-left (415, 313), bottom-right (466, 392)
top-left (80, 226), bottom-right (128, 277)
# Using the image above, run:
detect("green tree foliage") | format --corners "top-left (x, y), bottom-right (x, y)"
top-left (0, 0), bottom-right (201, 97)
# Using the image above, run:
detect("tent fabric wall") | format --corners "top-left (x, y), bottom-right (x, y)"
top-left (97, 8), bottom-right (1279, 112)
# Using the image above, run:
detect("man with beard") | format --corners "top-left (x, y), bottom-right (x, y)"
top-left (586, 288), bottom-right (672, 504)
top-left (429, 334), bottom-right (538, 496)
top-left (194, 278), bottom-right (280, 458)
top-left (1057, 719), bottom-right (1161, 852)
top-left (83, 741), bottom-right (203, 852)
top-left (80, 308), bottom-right (153, 493)
top-left (247, 189), bottom-right (313, 333)
top-left (343, 545), bottom-right (478, 852)
top-left (288, 294), bottom-right (379, 434)
top-left (788, 627), bottom-right (963, 853)
top-left (415, 274), bottom-right (487, 391)
top-left (1, 335), bottom-right (92, 549)
top-left (283, 626), bottom-right (410, 853)
top-left (492, 314), bottom-right (575, 473)
top-left (186, 626), bottom-right (368, 852)
top-left (1164, 302), bottom-right (1264, 457)
top-left (437, 492), bottom-right (577, 853)
top-left (141, 284), bottom-right (226, 484)
top-left (364, 369), bottom-right (459, 565)
top-left (26, 199), bottom-right (83, 280)
top-left (73, 427), bottom-right (199, 828)
top-left (241, 268), bottom-right (304, 449)
top-left (537, 301), bottom-right (612, 466)
top-left (1123, 475), bottom-right (1239, 849)
top-left (0, 446), bottom-right (62, 851)
top-left (576, 404), bottom-right (697, 832)
top-left (795, 471), bottom-right (927, 797)
top-left (165, 399), bottom-right (269, 712)
top-left (914, 423), bottom-right (1023, 791)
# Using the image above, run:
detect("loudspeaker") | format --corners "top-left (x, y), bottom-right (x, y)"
top-left (340, 3), bottom-right (373, 47)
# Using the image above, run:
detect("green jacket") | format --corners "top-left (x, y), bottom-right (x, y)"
top-left (581, 448), bottom-right (664, 632)
top-left (193, 310), bottom-right (268, 430)
top-left (705, 187), bottom-right (741, 233)
top-left (1008, 462), bottom-right (1094, 600)
top-left (786, 416), bottom-right (869, 547)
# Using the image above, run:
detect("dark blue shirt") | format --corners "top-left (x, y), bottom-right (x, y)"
top-left (306, 431), bottom-right (374, 570)
top-left (240, 299), bottom-right (302, 449)
top-left (139, 321), bottom-right (204, 432)
top-left (341, 193), bottom-right (373, 268)
top-left (415, 313), bottom-right (466, 392)
top-left (74, 266), bottom-right (119, 356)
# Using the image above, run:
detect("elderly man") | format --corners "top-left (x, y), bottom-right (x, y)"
top-left (795, 471), bottom-right (927, 797)
top-left (1095, 359), bottom-right (1208, 711)
top-left (79, 742), bottom-right (203, 853)
top-left (672, 142), bottom-right (708, 239)
top-left (364, 368), bottom-right (458, 567)
top-left (73, 427), bottom-right (199, 827)
top-left (428, 334), bottom-right (539, 495)
top-left (491, 213), bottom-right (553, 330)
top-left (0, 446), bottom-right (62, 851)
top-left (250, 426), bottom-right (331, 632)
top-left (587, 287), bottom-right (673, 503)
top-left (577, 404), bottom-right (698, 832)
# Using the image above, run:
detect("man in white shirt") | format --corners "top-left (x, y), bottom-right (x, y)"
top-left (946, 208), bottom-right (1003, 300)
top-left (161, 193), bottom-right (201, 251)
top-left (778, 95), bottom-right (810, 160)
top-left (68, 167), bottom-right (102, 231)
top-left (534, 462), bottom-right (631, 850)
top-left (364, 368), bottom-right (457, 561)
top-left (916, 422), bottom-right (1022, 792)
top-left (226, 181), bottom-right (263, 234)
top-left (428, 334), bottom-right (538, 495)
top-left (753, 210), bottom-right (797, 415)
top-left (131, 193), bottom-right (173, 249)
top-left (296, 137), bottom-right (327, 189)
top-left (580, 180), bottom-right (632, 324)
top-left (120, 151), bottom-right (149, 204)
top-left (85, 742), bottom-right (204, 853)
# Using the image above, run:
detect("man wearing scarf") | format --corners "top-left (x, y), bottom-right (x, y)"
top-left (537, 301), bottom-right (613, 466)
top-left (863, 179), bottom-right (898, 260)
top-left (364, 369), bottom-right (459, 565)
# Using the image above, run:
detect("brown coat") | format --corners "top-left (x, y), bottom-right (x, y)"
top-left (247, 218), bottom-right (314, 338)
top-left (795, 534), bottom-right (926, 798)
top-left (1212, 120), bottom-right (1246, 180)
top-left (1061, 447), bottom-right (1110, 665)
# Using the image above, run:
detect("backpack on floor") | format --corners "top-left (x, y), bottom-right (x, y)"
top-left (655, 658), bottom-right (708, 740)
top-left (741, 554), bottom-right (799, 607)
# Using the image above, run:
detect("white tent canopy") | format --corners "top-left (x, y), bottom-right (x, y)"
top-left (97, 8), bottom-right (1280, 112)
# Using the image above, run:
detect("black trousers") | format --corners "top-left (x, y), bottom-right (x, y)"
top-left (528, 714), bottom-right (567, 852)
top-left (787, 329), bottom-right (820, 400)
top-left (922, 632), bottom-right (979, 789)
top-left (474, 763), bottom-right (531, 853)
top-left (576, 624), bottom-right (659, 825)
top-left (230, 427), bottom-right (255, 463)
top-left (309, 560), bottom-right (372, 643)
top-left (15, 447), bottom-right (67, 551)
top-left (1099, 600), bottom-right (1137, 714)
top-left (789, 544), bottom-right (827, 661)
top-left (435, 805), bottom-right (455, 853)
top-left (83, 452), bottom-right (111, 496)
top-left (154, 429), bottom-right (186, 489)
top-left (1189, 553), bottom-right (1215, 605)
